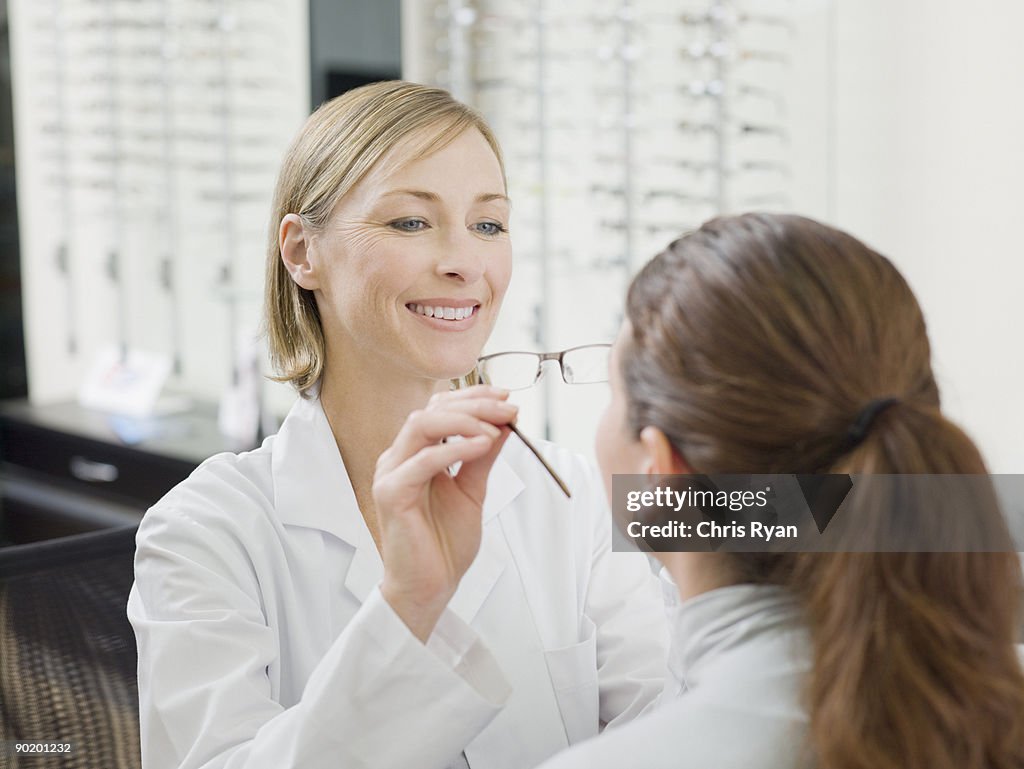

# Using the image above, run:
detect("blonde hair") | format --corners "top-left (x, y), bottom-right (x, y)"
top-left (263, 80), bottom-right (505, 396)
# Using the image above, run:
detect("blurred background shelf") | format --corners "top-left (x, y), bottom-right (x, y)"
top-left (0, 398), bottom-right (240, 545)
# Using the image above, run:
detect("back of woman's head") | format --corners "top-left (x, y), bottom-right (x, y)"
top-left (622, 213), bottom-right (1024, 769)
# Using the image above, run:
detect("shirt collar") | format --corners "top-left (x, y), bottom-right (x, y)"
top-left (668, 581), bottom-right (803, 690)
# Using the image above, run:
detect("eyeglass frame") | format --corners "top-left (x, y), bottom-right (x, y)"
top-left (475, 343), bottom-right (612, 389)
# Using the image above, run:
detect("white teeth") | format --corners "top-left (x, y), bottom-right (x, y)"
top-left (412, 304), bottom-right (477, 320)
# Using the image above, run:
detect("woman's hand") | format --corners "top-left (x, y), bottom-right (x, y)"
top-left (373, 385), bottom-right (518, 642)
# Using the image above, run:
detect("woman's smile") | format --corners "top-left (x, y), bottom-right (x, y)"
top-left (405, 299), bottom-right (482, 331)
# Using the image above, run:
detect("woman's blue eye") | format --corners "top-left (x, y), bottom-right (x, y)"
top-left (390, 218), bottom-right (428, 232)
top-left (474, 221), bottom-right (507, 236)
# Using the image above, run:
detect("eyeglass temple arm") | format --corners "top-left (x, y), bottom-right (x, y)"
top-left (507, 423), bottom-right (572, 499)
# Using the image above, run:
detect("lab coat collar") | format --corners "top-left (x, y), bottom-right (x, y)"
top-left (271, 392), bottom-right (363, 546)
top-left (271, 392), bottom-right (524, 612)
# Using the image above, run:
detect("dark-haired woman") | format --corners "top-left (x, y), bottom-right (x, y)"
top-left (538, 213), bottom-right (1024, 769)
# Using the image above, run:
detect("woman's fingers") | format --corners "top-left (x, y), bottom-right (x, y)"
top-left (377, 409), bottom-right (501, 474)
top-left (375, 433), bottom-right (500, 502)
top-left (452, 426), bottom-right (513, 495)
top-left (428, 385), bottom-right (509, 407)
top-left (427, 396), bottom-right (519, 424)
top-left (381, 399), bottom-right (519, 472)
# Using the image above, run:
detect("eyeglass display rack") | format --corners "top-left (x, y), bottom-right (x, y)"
top-left (403, 0), bottom-right (828, 447)
top-left (8, 0), bottom-right (309, 408)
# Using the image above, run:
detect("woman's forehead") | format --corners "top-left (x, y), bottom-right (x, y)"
top-left (358, 128), bottom-right (505, 200)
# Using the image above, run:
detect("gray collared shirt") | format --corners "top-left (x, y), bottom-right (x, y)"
top-left (537, 582), bottom-right (814, 769)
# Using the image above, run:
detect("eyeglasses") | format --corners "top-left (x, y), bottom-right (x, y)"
top-left (467, 344), bottom-right (610, 500)
top-left (475, 344), bottom-right (611, 391)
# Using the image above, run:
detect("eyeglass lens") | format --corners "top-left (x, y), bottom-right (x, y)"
top-left (560, 345), bottom-right (610, 385)
top-left (477, 345), bottom-right (610, 391)
top-left (477, 352), bottom-right (542, 391)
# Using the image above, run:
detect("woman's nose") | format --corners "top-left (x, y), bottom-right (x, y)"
top-left (436, 230), bottom-right (485, 283)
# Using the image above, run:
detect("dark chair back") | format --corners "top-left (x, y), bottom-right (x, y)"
top-left (0, 525), bottom-right (140, 768)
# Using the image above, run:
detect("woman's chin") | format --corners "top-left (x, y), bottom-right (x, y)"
top-left (416, 355), bottom-right (480, 384)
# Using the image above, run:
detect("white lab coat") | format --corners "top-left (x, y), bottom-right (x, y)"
top-left (127, 392), bottom-right (669, 769)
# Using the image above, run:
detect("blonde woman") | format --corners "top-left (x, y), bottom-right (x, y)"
top-left (127, 81), bottom-right (668, 769)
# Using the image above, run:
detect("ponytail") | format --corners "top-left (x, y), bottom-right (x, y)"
top-left (793, 403), bottom-right (1024, 769)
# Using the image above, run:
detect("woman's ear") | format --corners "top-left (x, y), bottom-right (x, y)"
top-left (638, 426), bottom-right (693, 476)
top-left (279, 213), bottom-right (319, 290)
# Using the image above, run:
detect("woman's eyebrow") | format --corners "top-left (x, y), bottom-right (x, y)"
top-left (381, 189), bottom-right (439, 201)
top-left (381, 189), bottom-right (509, 204)
top-left (476, 192), bottom-right (510, 204)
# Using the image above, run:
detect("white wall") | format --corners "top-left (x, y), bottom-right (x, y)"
top-left (830, 0), bottom-right (1024, 472)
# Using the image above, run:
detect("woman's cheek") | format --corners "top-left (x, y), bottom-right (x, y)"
top-left (490, 251), bottom-right (513, 299)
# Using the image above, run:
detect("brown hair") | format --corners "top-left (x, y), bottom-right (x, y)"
top-left (622, 213), bottom-right (1024, 769)
top-left (263, 80), bottom-right (505, 396)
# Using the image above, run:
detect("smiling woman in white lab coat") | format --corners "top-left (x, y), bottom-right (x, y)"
top-left (126, 81), bottom-right (668, 769)
top-left (535, 213), bottom-right (1024, 769)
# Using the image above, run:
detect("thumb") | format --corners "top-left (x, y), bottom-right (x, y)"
top-left (453, 427), bottom-right (512, 502)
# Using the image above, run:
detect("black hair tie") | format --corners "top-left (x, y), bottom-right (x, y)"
top-left (845, 397), bottom-right (900, 450)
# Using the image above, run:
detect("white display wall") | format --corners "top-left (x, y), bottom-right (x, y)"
top-left (9, 0), bottom-right (309, 411)
top-left (10, 0), bottom-right (1019, 473)
top-left (403, 0), bottom-right (832, 453)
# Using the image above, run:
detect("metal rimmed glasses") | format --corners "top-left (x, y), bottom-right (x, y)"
top-left (472, 344), bottom-right (612, 499)
top-left (475, 344), bottom-right (612, 391)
